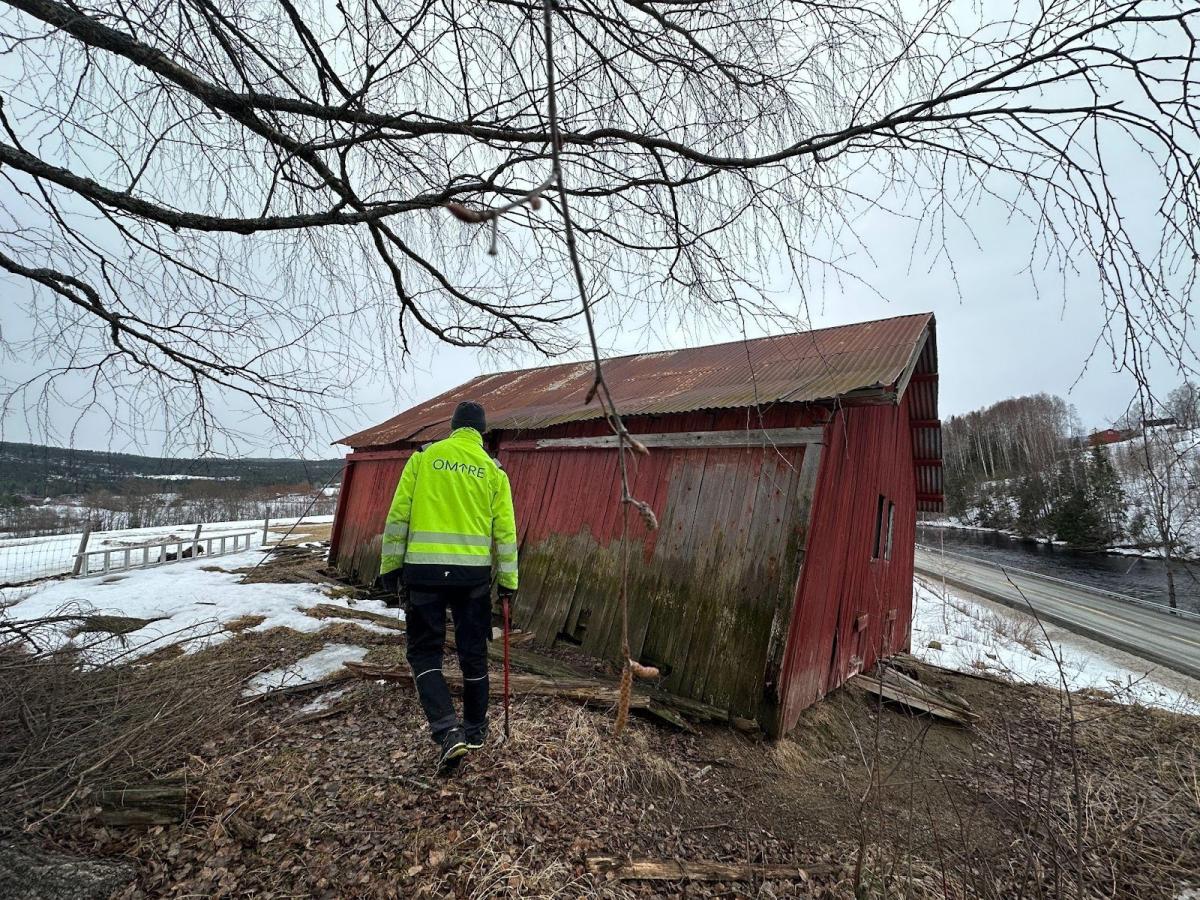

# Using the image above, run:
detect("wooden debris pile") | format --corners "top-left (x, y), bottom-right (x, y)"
top-left (848, 664), bottom-right (978, 725)
top-left (341, 660), bottom-right (747, 732)
top-left (97, 779), bottom-right (194, 827)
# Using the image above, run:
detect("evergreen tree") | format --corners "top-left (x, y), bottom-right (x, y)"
top-left (1015, 473), bottom-right (1050, 536)
top-left (1051, 455), bottom-right (1107, 549)
top-left (1088, 445), bottom-right (1125, 544)
top-left (976, 485), bottom-right (1014, 530)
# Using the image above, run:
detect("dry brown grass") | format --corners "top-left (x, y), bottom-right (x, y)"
top-left (0, 634), bottom-right (247, 828)
top-left (6, 574), bottom-right (1197, 899)
top-left (268, 522), bottom-right (333, 546)
top-left (222, 614), bottom-right (267, 633)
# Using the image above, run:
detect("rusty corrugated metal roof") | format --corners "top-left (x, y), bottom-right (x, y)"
top-left (339, 312), bottom-right (936, 449)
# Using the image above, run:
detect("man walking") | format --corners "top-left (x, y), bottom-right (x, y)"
top-left (378, 401), bottom-right (519, 773)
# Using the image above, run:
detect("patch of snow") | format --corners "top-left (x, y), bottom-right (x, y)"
top-left (297, 685), bottom-right (351, 714)
top-left (540, 362), bottom-right (592, 392)
top-left (635, 350), bottom-right (681, 361)
top-left (132, 474), bottom-right (239, 481)
top-left (912, 578), bottom-right (1200, 713)
top-left (2, 548), bottom-right (393, 661)
top-left (243, 644), bottom-right (367, 696)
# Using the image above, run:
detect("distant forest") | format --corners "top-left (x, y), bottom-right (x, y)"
top-left (0, 442), bottom-right (343, 500)
top-left (940, 384), bottom-right (1200, 586)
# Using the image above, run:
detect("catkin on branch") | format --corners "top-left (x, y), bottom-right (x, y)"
top-left (629, 659), bottom-right (660, 679)
top-left (630, 499), bottom-right (658, 531)
top-left (445, 202), bottom-right (489, 224)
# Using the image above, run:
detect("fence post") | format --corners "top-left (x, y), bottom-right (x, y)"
top-left (262, 516), bottom-right (270, 547)
top-left (192, 523), bottom-right (202, 559)
top-left (72, 522), bottom-right (94, 576)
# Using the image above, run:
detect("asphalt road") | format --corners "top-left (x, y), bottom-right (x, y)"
top-left (914, 546), bottom-right (1200, 682)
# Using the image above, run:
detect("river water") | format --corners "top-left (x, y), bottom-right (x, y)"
top-left (916, 525), bottom-right (1200, 614)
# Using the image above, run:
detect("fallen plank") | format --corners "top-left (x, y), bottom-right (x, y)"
top-left (248, 670), bottom-right (354, 702)
top-left (305, 606), bottom-right (547, 671)
top-left (343, 661), bottom-right (695, 731)
top-left (850, 666), bottom-right (978, 725)
top-left (289, 695), bottom-right (363, 725)
top-left (586, 855), bottom-right (838, 883)
top-left (345, 660), bottom-right (636, 702)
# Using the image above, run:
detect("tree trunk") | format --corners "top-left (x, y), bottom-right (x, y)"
top-left (1165, 552), bottom-right (1178, 610)
top-left (0, 835), bottom-right (134, 899)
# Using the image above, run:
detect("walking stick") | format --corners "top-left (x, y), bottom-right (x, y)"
top-left (502, 594), bottom-right (512, 739)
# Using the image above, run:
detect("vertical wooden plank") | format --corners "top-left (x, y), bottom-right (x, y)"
top-left (328, 459), bottom-right (354, 565)
top-left (760, 442), bottom-right (822, 733)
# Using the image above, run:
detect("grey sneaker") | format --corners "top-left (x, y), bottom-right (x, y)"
top-left (436, 727), bottom-right (468, 774)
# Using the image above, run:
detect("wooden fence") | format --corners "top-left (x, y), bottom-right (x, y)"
top-left (74, 527), bottom-right (257, 577)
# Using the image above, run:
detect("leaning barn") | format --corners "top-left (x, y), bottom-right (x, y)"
top-left (330, 313), bottom-right (942, 736)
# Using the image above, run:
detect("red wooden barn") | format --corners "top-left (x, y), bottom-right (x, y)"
top-left (329, 312), bottom-right (943, 736)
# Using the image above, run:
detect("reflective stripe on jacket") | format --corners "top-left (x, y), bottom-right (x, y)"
top-left (379, 427), bottom-right (519, 590)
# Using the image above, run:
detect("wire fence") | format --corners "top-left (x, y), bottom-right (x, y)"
top-left (0, 498), bottom-right (337, 588)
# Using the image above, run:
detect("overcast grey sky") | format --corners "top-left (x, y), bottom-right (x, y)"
top-left (2, 1), bottom-right (1193, 458)
top-left (346, 181), bottom-right (1176, 459)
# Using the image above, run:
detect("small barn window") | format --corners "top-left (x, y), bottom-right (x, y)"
top-left (884, 501), bottom-right (896, 561)
top-left (871, 494), bottom-right (886, 559)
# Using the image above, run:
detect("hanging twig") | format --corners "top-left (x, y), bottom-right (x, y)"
top-left (442, 0), bottom-right (659, 734)
top-left (537, 0), bottom-right (656, 734)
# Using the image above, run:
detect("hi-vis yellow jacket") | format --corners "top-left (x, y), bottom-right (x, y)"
top-left (379, 428), bottom-right (518, 590)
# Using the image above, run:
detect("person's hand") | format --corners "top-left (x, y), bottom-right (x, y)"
top-left (497, 586), bottom-right (517, 605)
top-left (378, 569), bottom-right (402, 594)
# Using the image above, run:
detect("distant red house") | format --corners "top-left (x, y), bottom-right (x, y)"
top-left (329, 313), bottom-right (943, 736)
top-left (1089, 428), bottom-right (1129, 446)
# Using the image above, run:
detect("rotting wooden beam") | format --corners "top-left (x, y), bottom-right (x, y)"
top-left (305, 603), bottom-right (558, 674)
top-left (98, 780), bottom-right (193, 827)
top-left (343, 660), bottom-right (666, 717)
top-left (305, 603), bottom-right (406, 630)
top-left (505, 426), bottom-right (824, 452)
top-left (585, 856), bottom-right (839, 883)
top-left (342, 661), bottom-right (740, 732)
top-left (248, 670), bottom-right (355, 702)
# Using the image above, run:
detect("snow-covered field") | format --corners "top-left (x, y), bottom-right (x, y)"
top-left (912, 577), bottom-right (1200, 713)
top-left (0, 540), bottom-right (396, 664)
top-left (0, 515), bottom-right (335, 584)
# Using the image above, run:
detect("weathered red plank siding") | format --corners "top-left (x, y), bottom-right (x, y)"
top-left (328, 449), bottom-right (414, 580)
top-left (499, 406), bottom-right (822, 723)
top-left (777, 393), bottom-right (917, 732)
top-left (328, 398), bottom-right (919, 734)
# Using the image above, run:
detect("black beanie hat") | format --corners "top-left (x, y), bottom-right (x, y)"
top-left (451, 401), bottom-right (486, 433)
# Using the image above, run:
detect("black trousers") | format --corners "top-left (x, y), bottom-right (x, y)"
top-left (405, 584), bottom-right (491, 742)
